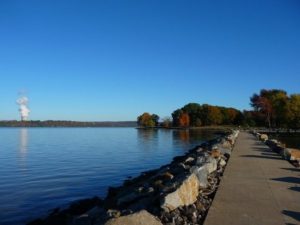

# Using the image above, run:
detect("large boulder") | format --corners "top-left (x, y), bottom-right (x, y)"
top-left (204, 157), bottom-right (217, 174)
top-left (161, 173), bottom-right (200, 212)
top-left (191, 165), bottom-right (209, 188)
top-left (259, 134), bottom-right (268, 142)
top-left (104, 210), bottom-right (162, 225)
top-left (210, 149), bottom-right (221, 159)
top-left (216, 146), bottom-right (232, 156)
top-left (290, 149), bottom-right (300, 161)
top-left (220, 140), bottom-right (232, 150)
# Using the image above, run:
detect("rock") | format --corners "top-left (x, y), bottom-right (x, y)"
top-left (196, 155), bottom-right (207, 166)
top-left (107, 209), bottom-right (121, 218)
top-left (219, 158), bottom-right (226, 167)
top-left (195, 201), bottom-right (205, 211)
top-left (185, 157), bottom-right (194, 163)
top-left (137, 187), bottom-right (144, 193)
top-left (260, 134), bottom-right (268, 142)
top-left (196, 147), bottom-right (204, 153)
top-left (217, 146), bottom-right (232, 156)
top-left (290, 149), bottom-right (300, 161)
top-left (178, 162), bottom-right (189, 170)
top-left (73, 214), bottom-right (91, 225)
top-left (104, 210), bottom-right (162, 225)
top-left (161, 173), bottom-right (200, 212)
top-left (162, 172), bottom-right (174, 180)
top-left (191, 165), bottom-right (209, 188)
top-left (282, 148), bottom-right (292, 160)
top-left (220, 140), bottom-right (232, 150)
top-left (153, 180), bottom-right (163, 187)
top-left (147, 187), bottom-right (154, 193)
top-left (210, 149), bottom-right (221, 159)
top-left (117, 192), bottom-right (139, 205)
top-left (205, 157), bottom-right (217, 174)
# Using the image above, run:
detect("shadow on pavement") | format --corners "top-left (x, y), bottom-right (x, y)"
top-left (260, 152), bottom-right (280, 157)
top-left (288, 186), bottom-right (300, 192)
top-left (280, 167), bottom-right (300, 172)
top-left (282, 210), bottom-right (300, 222)
top-left (241, 155), bottom-right (283, 160)
top-left (271, 177), bottom-right (300, 184)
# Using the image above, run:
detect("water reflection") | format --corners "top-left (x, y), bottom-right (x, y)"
top-left (173, 129), bottom-right (223, 146)
top-left (137, 129), bottom-right (159, 150)
top-left (18, 128), bottom-right (28, 170)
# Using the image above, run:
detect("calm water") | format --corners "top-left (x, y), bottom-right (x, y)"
top-left (268, 133), bottom-right (300, 149)
top-left (0, 128), bottom-right (222, 225)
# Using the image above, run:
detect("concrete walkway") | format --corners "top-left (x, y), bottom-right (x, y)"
top-left (205, 131), bottom-right (300, 225)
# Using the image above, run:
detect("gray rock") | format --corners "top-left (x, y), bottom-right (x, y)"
top-left (104, 210), bottom-right (162, 225)
top-left (205, 157), bottom-right (217, 174)
top-left (107, 209), bottom-right (121, 218)
top-left (282, 148), bottom-right (292, 160)
top-left (190, 165), bottom-right (209, 188)
top-left (217, 146), bottom-right (232, 156)
top-left (185, 157), bottom-right (194, 163)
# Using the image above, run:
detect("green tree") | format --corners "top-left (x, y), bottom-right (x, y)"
top-left (200, 104), bottom-right (223, 125)
top-left (137, 113), bottom-right (156, 127)
top-left (151, 114), bottom-right (160, 126)
top-left (182, 103), bottom-right (202, 126)
top-left (288, 94), bottom-right (300, 129)
top-left (172, 109), bottom-right (183, 127)
top-left (250, 89), bottom-right (289, 127)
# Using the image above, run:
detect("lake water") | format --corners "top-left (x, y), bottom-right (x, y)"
top-left (267, 133), bottom-right (300, 149)
top-left (0, 128), bottom-right (223, 225)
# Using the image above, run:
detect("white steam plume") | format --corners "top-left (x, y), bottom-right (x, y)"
top-left (16, 96), bottom-right (30, 121)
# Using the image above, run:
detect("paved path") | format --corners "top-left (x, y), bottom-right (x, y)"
top-left (204, 131), bottom-right (300, 225)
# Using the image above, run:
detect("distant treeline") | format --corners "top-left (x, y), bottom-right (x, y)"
top-left (137, 89), bottom-right (300, 129)
top-left (0, 120), bottom-right (137, 127)
top-left (137, 104), bottom-right (243, 128)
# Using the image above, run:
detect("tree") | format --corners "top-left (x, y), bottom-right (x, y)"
top-left (151, 114), bottom-right (160, 126)
top-left (162, 117), bottom-right (172, 128)
top-left (250, 89), bottom-right (289, 127)
top-left (250, 93), bottom-right (272, 128)
top-left (137, 113), bottom-right (156, 127)
top-left (179, 113), bottom-right (190, 127)
top-left (288, 94), bottom-right (300, 129)
top-left (182, 103), bottom-right (202, 126)
top-left (200, 104), bottom-right (223, 125)
top-left (172, 109), bottom-right (183, 127)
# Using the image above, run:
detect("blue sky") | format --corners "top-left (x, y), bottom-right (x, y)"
top-left (1, 0), bottom-right (300, 121)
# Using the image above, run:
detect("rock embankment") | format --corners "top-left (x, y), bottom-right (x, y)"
top-left (254, 132), bottom-right (300, 167)
top-left (29, 130), bottom-right (239, 225)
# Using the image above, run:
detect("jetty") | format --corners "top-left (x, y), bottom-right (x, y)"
top-left (28, 131), bottom-right (300, 225)
top-left (205, 131), bottom-right (300, 225)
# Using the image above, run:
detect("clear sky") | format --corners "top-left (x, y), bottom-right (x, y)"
top-left (1, 0), bottom-right (300, 121)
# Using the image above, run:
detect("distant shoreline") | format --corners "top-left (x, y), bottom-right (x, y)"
top-left (0, 120), bottom-right (137, 127)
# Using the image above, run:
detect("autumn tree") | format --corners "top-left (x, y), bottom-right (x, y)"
top-left (250, 89), bottom-right (289, 127)
top-left (179, 113), bottom-right (190, 127)
top-left (172, 103), bottom-right (242, 127)
top-left (182, 103), bottom-right (202, 126)
top-left (137, 112), bottom-right (158, 127)
top-left (200, 104), bottom-right (223, 125)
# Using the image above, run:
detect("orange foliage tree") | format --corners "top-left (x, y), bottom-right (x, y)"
top-left (179, 113), bottom-right (190, 127)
